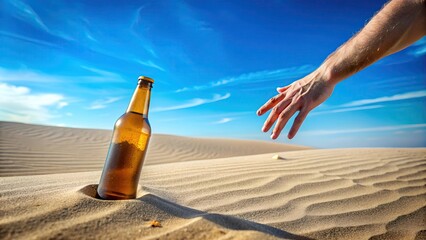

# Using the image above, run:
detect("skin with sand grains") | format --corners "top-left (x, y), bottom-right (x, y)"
top-left (257, 0), bottom-right (426, 140)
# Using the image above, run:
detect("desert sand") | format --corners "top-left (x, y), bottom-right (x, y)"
top-left (0, 121), bottom-right (309, 177)
top-left (0, 121), bottom-right (425, 240)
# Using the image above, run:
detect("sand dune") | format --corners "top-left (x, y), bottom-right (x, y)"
top-left (1, 149), bottom-right (425, 238)
top-left (1, 122), bottom-right (425, 239)
top-left (0, 121), bottom-right (309, 177)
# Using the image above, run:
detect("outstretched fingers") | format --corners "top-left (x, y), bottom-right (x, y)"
top-left (262, 98), bottom-right (292, 132)
top-left (257, 92), bottom-right (286, 116)
top-left (288, 108), bottom-right (309, 139)
top-left (271, 102), bottom-right (300, 139)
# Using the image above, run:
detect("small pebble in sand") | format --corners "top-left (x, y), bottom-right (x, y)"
top-left (272, 154), bottom-right (284, 160)
top-left (149, 220), bottom-right (162, 228)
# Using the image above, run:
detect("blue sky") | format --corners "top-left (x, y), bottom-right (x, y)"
top-left (0, 0), bottom-right (425, 148)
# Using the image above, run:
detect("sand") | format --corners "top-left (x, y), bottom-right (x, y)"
top-left (0, 121), bottom-right (309, 177)
top-left (0, 121), bottom-right (425, 239)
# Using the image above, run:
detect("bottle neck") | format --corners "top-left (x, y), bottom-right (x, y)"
top-left (126, 82), bottom-right (152, 117)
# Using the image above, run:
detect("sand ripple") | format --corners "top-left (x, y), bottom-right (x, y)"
top-left (1, 147), bottom-right (425, 239)
top-left (0, 121), bottom-right (308, 177)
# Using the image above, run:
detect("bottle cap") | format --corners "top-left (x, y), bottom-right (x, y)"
top-left (138, 76), bottom-right (154, 83)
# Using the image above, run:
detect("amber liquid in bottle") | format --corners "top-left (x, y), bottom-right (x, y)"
top-left (97, 76), bottom-right (153, 200)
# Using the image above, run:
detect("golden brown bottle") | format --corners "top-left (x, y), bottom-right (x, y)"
top-left (97, 76), bottom-right (153, 200)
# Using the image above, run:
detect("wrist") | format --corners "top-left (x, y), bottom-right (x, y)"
top-left (315, 62), bottom-right (339, 87)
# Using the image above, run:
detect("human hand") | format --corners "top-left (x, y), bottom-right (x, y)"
top-left (256, 72), bottom-right (335, 140)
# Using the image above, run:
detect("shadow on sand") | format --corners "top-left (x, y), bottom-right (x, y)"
top-left (80, 184), bottom-right (312, 240)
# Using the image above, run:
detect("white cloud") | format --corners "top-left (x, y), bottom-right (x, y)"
top-left (136, 60), bottom-right (165, 72)
top-left (393, 131), bottom-right (406, 135)
top-left (311, 105), bottom-right (384, 115)
top-left (152, 93), bottom-right (231, 112)
top-left (6, 0), bottom-right (50, 33)
top-left (213, 118), bottom-right (233, 124)
top-left (0, 83), bottom-right (67, 123)
top-left (4, 0), bottom-right (76, 42)
top-left (302, 124), bottom-right (426, 136)
top-left (310, 90), bottom-right (426, 117)
top-left (411, 46), bottom-right (426, 57)
top-left (0, 30), bottom-right (57, 48)
top-left (0, 67), bottom-right (125, 83)
top-left (155, 111), bottom-right (251, 122)
top-left (0, 67), bottom-right (60, 83)
top-left (88, 97), bottom-right (121, 110)
top-left (342, 90), bottom-right (426, 107)
top-left (175, 65), bottom-right (313, 92)
top-left (409, 37), bottom-right (426, 57)
top-left (131, 6), bottom-right (158, 58)
top-left (58, 102), bottom-right (68, 109)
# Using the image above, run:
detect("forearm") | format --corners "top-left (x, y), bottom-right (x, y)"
top-left (320, 0), bottom-right (426, 85)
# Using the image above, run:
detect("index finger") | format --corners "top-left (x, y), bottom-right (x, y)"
top-left (257, 92), bottom-right (285, 116)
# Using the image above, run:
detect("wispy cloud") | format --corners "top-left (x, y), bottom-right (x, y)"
top-left (152, 93), bottom-right (231, 112)
top-left (0, 67), bottom-right (59, 83)
top-left (212, 118), bottom-right (233, 124)
top-left (175, 65), bottom-right (313, 92)
top-left (0, 83), bottom-right (67, 123)
top-left (177, 2), bottom-right (213, 32)
top-left (365, 75), bottom-right (425, 89)
top-left (302, 124), bottom-right (426, 136)
top-left (310, 90), bottom-right (426, 116)
top-left (342, 90), bottom-right (426, 107)
top-left (311, 105), bottom-right (384, 115)
top-left (88, 97), bottom-right (121, 110)
top-left (409, 37), bottom-right (426, 57)
top-left (4, 0), bottom-right (76, 42)
top-left (79, 66), bottom-right (126, 82)
top-left (0, 67), bottom-right (125, 83)
top-left (57, 102), bottom-right (68, 109)
top-left (130, 6), bottom-right (158, 58)
top-left (136, 60), bottom-right (165, 72)
top-left (6, 0), bottom-right (50, 33)
top-left (0, 30), bottom-right (57, 48)
top-left (155, 111), bottom-right (251, 122)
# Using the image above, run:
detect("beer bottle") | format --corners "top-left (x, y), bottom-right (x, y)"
top-left (97, 76), bottom-right (153, 200)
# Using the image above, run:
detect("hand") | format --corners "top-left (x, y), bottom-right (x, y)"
top-left (256, 71), bottom-right (335, 140)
